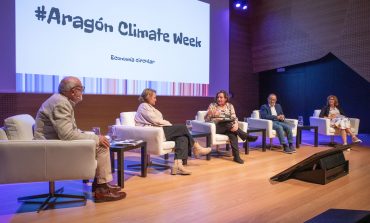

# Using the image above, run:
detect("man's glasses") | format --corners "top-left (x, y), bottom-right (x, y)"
top-left (72, 86), bottom-right (85, 93)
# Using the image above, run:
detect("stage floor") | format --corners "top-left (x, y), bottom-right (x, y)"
top-left (1, 133), bottom-right (369, 223)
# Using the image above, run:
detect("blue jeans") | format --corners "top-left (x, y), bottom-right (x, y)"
top-left (272, 121), bottom-right (293, 145)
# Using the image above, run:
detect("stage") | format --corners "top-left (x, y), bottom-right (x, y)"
top-left (0, 133), bottom-right (369, 223)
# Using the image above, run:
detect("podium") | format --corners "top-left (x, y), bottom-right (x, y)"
top-left (271, 146), bottom-right (350, 185)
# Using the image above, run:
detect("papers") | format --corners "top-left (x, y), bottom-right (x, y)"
top-left (111, 139), bottom-right (144, 146)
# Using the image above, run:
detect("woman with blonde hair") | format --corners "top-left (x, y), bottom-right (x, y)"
top-left (135, 88), bottom-right (211, 175)
top-left (319, 95), bottom-right (362, 145)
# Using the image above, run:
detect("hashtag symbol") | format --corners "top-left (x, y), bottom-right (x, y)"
top-left (35, 5), bottom-right (47, 21)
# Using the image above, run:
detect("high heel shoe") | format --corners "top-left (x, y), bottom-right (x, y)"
top-left (193, 142), bottom-right (212, 158)
top-left (352, 136), bottom-right (362, 143)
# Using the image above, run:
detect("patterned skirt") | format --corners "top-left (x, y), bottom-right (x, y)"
top-left (331, 117), bottom-right (351, 129)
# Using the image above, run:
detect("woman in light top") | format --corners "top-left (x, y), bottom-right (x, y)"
top-left (135, 88), bottom-right (211, 175)
top-left (205, 90), bottom-right (257, 164)
top-left (319, 95), bottom-right (362, 145)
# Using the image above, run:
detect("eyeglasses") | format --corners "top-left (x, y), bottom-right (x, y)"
top-left (72, 86), bottom-right (85, 93)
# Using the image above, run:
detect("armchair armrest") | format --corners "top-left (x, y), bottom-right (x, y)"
top-left (285, 118), bottom-right (298, 136)
top-left (309, 116), bottom-right (331, 135)
top-left (114, 125), bottom-right (167, 155)
top-left (349, 118), bottom-right (360, 135)
top-left (238, 121), bottom-right (248, 132)
top-left (191, 120), bottom-right (217, 145)
top-left (246, 118), bottom-right (274, 138)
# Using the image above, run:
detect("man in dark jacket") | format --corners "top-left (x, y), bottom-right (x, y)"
top-left (260, 94), bottom-right (295, 154)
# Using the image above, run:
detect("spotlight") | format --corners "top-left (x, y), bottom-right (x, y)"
top-left (234, 0), bottom-right (248, 11)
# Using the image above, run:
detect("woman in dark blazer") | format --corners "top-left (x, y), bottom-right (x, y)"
top-left (319, 95), bottom-right (362, 145)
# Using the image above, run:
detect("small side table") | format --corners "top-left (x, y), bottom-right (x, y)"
top-left (245, 127), bottom-right (266, 154)
top-left (296, 126), bottom-right (319, 148)
top-left (110, 141), bottom-right (147, 188)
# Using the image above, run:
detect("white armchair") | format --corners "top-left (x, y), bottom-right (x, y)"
top-left (114, 112), bottom-right (176, 169)
top-left (246, 110), bottom-right (298, 148)
top-left (309, 109), bottom-right (360, 144)
top-left (191, 111), bottom-right (248, 154)
top-left (0, 114), bottom-right (96, 212)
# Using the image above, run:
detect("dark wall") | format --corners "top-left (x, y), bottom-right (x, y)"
top-left (249, 0), bottom-right (370, 82)
top-left (259, 53), bottom-right (370, 133)
top-left (229, 0), bottom-right (259, 119)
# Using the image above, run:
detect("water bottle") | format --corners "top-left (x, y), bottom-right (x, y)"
top-left (298, 116), bottom-right (304, 126)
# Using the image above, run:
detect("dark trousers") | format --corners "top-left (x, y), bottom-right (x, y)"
top-left (215, 122), bottom-right (245, 157)
top-left (162, 125), bottom-right (194, 160)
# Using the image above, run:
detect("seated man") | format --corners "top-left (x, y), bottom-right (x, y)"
top-left (33, 76), bottom-right (125, 202)
top-left (260, 93), bottom-right (295, 154)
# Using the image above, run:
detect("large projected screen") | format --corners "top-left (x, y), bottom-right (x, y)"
top-left (15, 0), bottom-right (210, 96)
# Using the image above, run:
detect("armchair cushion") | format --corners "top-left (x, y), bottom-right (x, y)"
top-left (196, 111), bottom-right (208, 122)
top-left (4, 114), bottom-right (35, 140)
top-left (251, 110), bottom-right (260, 119)
top-left (0, 140), bottom-right (96, 184)
top-left (120, 112), bottom-right (136, 126)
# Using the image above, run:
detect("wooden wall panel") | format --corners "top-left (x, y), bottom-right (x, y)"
top-left (249, 0), bottom-right (370, 82)
top-left (0, 93), bottom-right (213, 134)
top-left (229, 1), bottom-right (259, 119)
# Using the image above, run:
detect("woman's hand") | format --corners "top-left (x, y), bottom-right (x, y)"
top-left (329, 114), bottom-right (336, 119)
top-left (231, 122), bottom-right (238, 132)
top-left (207, 107), bottom-right (220, 117)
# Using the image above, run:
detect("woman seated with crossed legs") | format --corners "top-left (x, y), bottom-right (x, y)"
top-left (135, 88), bottom-right (211, 175)
top-left (205, 90), bottom-right (258, 164)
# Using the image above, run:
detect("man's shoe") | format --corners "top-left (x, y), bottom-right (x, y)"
top-left (233, 156), bottom-right (244, 164)
top-left (92, 182), bottom-right (121, 193)
top-left (283, 144), bottom-right (293, 154)
top-left (289, 143), bottom-right (296, 153)
top-left (94, 188), bottom-right (126, 203)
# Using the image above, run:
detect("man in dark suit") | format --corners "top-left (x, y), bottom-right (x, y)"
top-left (260, 94), bottom-right (295, 154)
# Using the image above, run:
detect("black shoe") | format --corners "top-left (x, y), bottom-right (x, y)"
top-left (237, 129), bottom-right (258, 142)
top-left (289, 143), bottom-right (296, 153)
top-left (283, 144), bottom-right (293, 154)
top-left (247, 135), bottom-right (258, 142)
top-left (94, 187), bottom-right (126, 203)
top-left (233, 156), bottom-right (244, 164)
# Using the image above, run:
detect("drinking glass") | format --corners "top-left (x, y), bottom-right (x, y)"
top-left (92, 127), bottom-right (100, 135)
top-left (298, 116), bottom-right (304, 126)
top-left (186, 120), bottom-right (192, 130)
top-left (107, 125), bottom-right (117, 141)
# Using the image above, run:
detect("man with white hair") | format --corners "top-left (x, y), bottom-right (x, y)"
top-left (34, 76), bottom-right (125, 202)
top-left (260, 93), bottom-right (296, 154)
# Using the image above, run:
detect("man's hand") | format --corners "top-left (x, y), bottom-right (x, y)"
top-left (277, 115), bottom-right (285, 121)
top-left (99, 135), bottom-right (110, 148)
